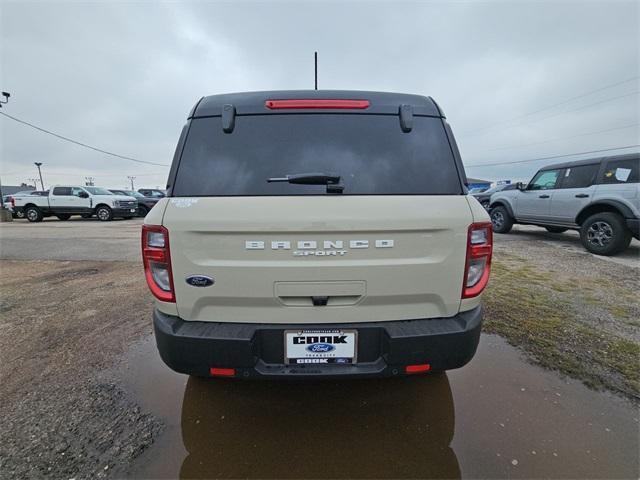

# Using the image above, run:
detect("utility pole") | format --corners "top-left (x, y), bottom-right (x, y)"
top-left (314, 51), bottom-right (318, 90)
top-left (34, 162), bottom-right (44, 190)
top-left (85, 176), bottom-right (95, 186)
top-left (127, 176), bottom-right (136, 190)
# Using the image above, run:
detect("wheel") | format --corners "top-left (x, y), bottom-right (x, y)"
top-left (14, 209), bottom-right (25, 219)
top-left (138, 205), bottom-right (149, 217)
top-left (490, 206), bottom-right (513, 233)
top-left (580, 212), bottom-right (631, 256)
top-left (545, 226), bottom-right (568, 233)
top-left (56, 214), bottom-right (71, 221)
top-left (81, 213), bottom-right (92, 219)
top-left (25, 206), bottom-right (43, 223)
top-left (95, 205), bottom-right (113, 222)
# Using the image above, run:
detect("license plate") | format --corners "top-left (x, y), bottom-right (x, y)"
top-left (130, 208), bottom-right (136, 212)
top-left (285, 329), bottom-right (357, 364)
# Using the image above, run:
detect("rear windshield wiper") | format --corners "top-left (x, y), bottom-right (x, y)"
top-left (267, 173), bottom-right (344, 193)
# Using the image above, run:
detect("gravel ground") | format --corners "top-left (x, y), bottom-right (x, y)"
top-left (0, 260), bottom-right (162, 479)
top-left (484, 228), bottom-right (640, 401)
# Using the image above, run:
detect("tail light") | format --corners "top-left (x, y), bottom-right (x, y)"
top-left (142, 224), bottom-right (175, 302)
top-left (462, 222), bottom-right (493, 298)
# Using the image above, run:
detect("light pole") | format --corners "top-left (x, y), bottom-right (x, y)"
top-left (0, 91), bottom-right (11, 220)
top-left (85, 176), bottom-right (95, 186)
top-left (34, 162), bottom-right (44, 190)
top-left (127, 176), bottom-right (136, 190)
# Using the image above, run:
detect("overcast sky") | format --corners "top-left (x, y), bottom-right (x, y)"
top-left (1, 0), bottom-right (638, 189)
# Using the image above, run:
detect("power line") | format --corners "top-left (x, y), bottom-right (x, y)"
top-left (461, 90), bottom-right (639, 139)
top-left (460, 76), bottom-right (640, 136)
top-left (465, 145), bottom-right (640, 168)
top-left (476, 123), bottom-right (640, 153)
top-left (0, 111), bottom-right (169, 167)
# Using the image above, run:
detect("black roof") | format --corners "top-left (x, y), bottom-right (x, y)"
top-left (190, 90), bottom-right (444, 119)
top-left (540, 152), bottom-right (639, 171)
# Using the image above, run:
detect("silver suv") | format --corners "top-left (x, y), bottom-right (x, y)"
top-left (489, 153), bottom-right (639, 256)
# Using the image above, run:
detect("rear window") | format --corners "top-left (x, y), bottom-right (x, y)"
top-left (600, 157), bottom-right (639, 184)
top-left (172, 114), bottom-right (462, 196)
top-left (560, 164), bottom-right (599, 189)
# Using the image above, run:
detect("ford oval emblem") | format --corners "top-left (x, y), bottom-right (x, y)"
top-left (306, 343), bottom-right (335, 353)
top-left (185, 275), bottom-right (214, 287)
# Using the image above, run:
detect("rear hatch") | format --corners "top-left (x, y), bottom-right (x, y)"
top-left (164, 109), bottom-right (472, 323)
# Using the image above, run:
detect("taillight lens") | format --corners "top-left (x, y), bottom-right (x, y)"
top-left (462, 222), bottom-right (493, 298)
top-left (142, 224), bottom-right (175, 302)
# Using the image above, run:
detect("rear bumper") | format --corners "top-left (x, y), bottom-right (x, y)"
top-left (153, 306), bottom-right (483, 379)
top-left (626, 218), bottom-right (640, 239)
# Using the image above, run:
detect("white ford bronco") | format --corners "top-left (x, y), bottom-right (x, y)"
top-left (489, 154), bottom-right (640, 256)
top-left (143, 91), bottom-right (492, 378)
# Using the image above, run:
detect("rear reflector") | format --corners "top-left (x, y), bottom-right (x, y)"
top-left (265, 99), bottom-right (370, 110)
top-left (405, 364), bottom-right (431, 374)
top-left (210, 367), bottom-right (236, 377)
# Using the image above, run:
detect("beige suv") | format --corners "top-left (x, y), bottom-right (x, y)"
top-left (142, 91), bottom-right (492, 379)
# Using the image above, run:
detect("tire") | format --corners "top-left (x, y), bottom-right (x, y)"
top-left (25, 206), bottom-right (43, 223)
top-left (490, 206), bottom-right (514, 234)
top-left (138, 205), bottom-right (149, 217)
top-left (95, 205), bottom-right (113, 222)
top-left (56, 214), bottom-right (71, 221)
top-left (545, 226), bottom-right (568, 233)
top-left (14, 209), bottom-right (25, 219)
top-left (580, 212), bottom-right (632, 256)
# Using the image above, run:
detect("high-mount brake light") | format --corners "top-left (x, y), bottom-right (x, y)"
top-left (142, 224), bottom-right (175, 302)
top-left (462, 222), bottom-right (493, 298)
top-left (265, 99), bottom-right (370, 110)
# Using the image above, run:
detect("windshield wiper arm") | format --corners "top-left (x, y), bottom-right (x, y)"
top-left (267, 172), bottom-right (344, 194)
top-left (267, 173), bottom-right (341, 185)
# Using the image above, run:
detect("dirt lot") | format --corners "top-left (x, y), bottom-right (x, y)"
top-left (486, 228), bottom-right (640, 401)
top-left (0, 259), bottom-right (161, 479)
top-left (0, 219), bottom-right (638, 479)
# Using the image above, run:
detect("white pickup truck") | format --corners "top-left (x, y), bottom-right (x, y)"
top-left (12, 185), bottom-right (138, 222)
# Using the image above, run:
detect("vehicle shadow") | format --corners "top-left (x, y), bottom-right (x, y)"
top-left (179, 373), bottom-right (460, 479)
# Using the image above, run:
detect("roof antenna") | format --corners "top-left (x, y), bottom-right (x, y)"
top-left (314, 51), bottom-right (318, 90)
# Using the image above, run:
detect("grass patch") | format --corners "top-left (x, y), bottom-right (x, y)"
top-left (484, 258), bottom-right (640, 402)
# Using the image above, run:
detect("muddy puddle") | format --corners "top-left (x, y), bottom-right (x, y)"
top-left (121, 334), bottom-right (638, 479)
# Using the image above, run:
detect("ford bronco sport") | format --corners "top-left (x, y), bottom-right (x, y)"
top-left (143, 91), bottom-right (492, 378)
top-left (490, 154), bottom-right (640, 256)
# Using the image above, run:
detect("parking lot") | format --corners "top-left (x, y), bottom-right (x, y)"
top-left (0, 218), bottom-right (638, 479)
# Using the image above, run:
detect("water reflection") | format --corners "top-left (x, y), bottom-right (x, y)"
top-left (179, 373), bottom-right (459, 479)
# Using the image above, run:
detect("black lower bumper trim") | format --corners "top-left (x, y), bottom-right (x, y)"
top-left (153, 306), bottom-right (483, 379)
